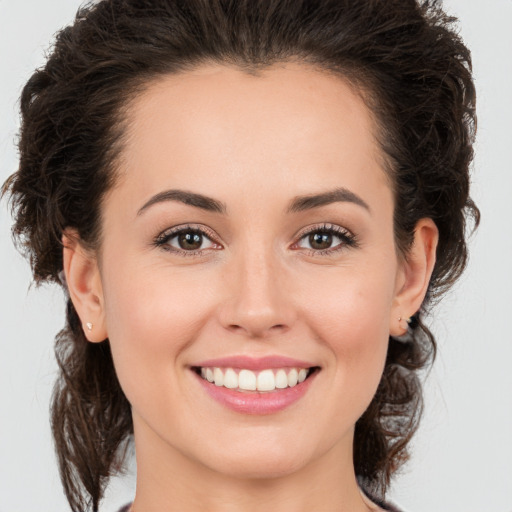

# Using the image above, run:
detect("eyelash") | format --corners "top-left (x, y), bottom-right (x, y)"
top-left (293, 223), bottom-right (359, 256)
top-left (153, 224), bottom-right (220, 257)
top-left (153, 223), bottom-right (358, 258)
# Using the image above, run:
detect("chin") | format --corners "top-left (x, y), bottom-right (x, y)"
top-left (197, 436), bottom-right (317, 480)
top-left (212, 455), bottom-right (306, 481)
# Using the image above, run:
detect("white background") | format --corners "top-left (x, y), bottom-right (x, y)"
top-left (1, 1), bottom-right (511, 511)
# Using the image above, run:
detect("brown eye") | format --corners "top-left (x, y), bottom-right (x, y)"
top-left (308, 232), bottom-right (333, 250)
top-left (178, 231), bottom-right (203, 250)
top-left (295, 225), bottom-right (357, 254)
top-left (155, 226), bottom-right (218, 254)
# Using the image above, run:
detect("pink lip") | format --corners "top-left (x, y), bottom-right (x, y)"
top-left (191, 356), bottom-right (319, 415)
top-left (193, 355), bottom-right (316, 371)
top-left (194, 373), bottom-right (317, 415)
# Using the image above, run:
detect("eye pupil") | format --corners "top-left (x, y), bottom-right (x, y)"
top-left (309, 232), bottom-right (332, 250)
top-left (178, 231), bottom-right (202, 250)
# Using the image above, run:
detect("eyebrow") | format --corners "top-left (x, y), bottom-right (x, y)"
top-left (137, 186), bottom-right (370, 217)
top-left (137, 189), bottom-right (227, 216)
top-left (287, 187), bottom-right (370, 214)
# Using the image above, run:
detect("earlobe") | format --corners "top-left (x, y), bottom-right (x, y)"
top-left (62, 230), bottom-right (108, 343)
top-left (390, 218), bottom-right (439, 337)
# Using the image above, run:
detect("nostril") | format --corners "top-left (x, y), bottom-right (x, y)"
top-left (227, 322), bottom-right (288, 337)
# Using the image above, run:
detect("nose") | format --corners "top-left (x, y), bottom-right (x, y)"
top-left (217, 245), bottom-right (296, 338)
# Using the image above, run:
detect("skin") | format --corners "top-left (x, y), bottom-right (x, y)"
top-left (64, 62), bottom-right (438, 512)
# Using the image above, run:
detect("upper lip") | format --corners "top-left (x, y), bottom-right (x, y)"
top-left (192, 355), bottom-right (317, 371)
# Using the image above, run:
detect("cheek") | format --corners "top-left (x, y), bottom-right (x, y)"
top-left (299, 267), bottom-right (394, 404)
top-left (100, 263), bottom-right (216, 386)
top-left (301, 263), bottom-right (395, 344)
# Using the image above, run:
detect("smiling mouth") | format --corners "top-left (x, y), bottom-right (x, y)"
top-left (192, 366), bottom-right (320, 393)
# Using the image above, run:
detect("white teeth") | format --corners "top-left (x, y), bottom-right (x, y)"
top-left (257, 369), bottom-right (276, 391)
top-left (287, 368), bottom-right (298, 387)
top-left (213, 367), bottom-right (224, 386)
top-left (198, 366), bottom-right (313, 392)
top-left (223, 368), bottom-right (238, 389)
top-left (275, 369), bottom-right (288, 389)
top-left (238, 369), bottom-right (257, 391)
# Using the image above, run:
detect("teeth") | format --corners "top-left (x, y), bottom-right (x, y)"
top-left (257, 369), bottom-right (275, 391)
top-left (275, 369), bottom-right (288, 389)
top-left (223, 368), bottom-right (238, 389)
top-left (287, 368), bottom-right (298, 387)
top-left (198, 366), bottom-right (312, 392)
top-left (213, 367), bottom-right (224, 386)
top-left (239, 369), bottom-right (256, 391)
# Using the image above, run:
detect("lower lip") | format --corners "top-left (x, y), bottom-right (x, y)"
top-left (193, 370), bottom-right (318, 415)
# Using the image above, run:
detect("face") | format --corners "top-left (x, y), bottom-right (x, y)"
top-left (93, 63), bottom-right (407, 479)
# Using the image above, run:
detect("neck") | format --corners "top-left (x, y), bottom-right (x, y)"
top-left (131, 417), bottom-right (376, 512)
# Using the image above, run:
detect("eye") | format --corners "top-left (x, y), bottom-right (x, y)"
top-left (154, 225), bottom-right (221, 255)
top-left (294, 224), bottom-right (357, 254)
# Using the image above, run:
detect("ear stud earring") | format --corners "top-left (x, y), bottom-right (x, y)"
top-left (394, 315), bottom-right (414, 343)
top-left (86, 322), bottom-right (93, 331)
top-left (398, 316), bottom-right (411, 331)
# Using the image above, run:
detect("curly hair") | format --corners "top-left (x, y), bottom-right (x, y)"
top-left (2, 0), bottom-right (478, 510)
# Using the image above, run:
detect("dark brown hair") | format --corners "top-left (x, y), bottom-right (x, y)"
top-left (3, 0), bottom-right (478, 510)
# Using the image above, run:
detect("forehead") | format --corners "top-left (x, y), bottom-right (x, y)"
top-left (114, 62), bottom-right (390, 209)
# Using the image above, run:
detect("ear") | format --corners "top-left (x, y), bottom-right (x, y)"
top-left (62, 230), bottom-right (108, 343)
top-left (390, 218), bottom-right (439, 336)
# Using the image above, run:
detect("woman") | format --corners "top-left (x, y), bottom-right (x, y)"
top-left (2, 0), bottom-right (479, 511)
